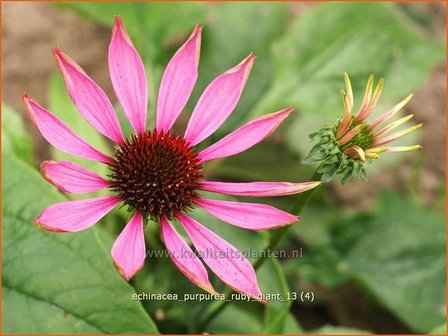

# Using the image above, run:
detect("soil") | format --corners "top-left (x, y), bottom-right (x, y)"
top-left (2, 2), bottom-right (446, 333)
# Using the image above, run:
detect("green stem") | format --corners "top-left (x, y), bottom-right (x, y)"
top-left (196, 169), bottom-right (322, 332)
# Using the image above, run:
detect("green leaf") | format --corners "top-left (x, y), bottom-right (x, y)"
top-left (190, 2), bottom-right (289, 133)
top-left (2, 103), bottom-right (34, 164)
top-left (346, 192), bottom-right (446, 332)
top-left (291, 191), bottom-right (446, 332)
top-left (2, 152), bottom-right (158, 334)
top-left (48, 73), bottom-right (111, 177)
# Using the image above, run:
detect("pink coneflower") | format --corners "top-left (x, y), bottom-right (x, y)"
top-left (23, 17), bottom-right (320, 299)
top-left (306, 72), bottom-right (421, 183)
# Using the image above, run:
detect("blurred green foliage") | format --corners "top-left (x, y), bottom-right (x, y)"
top-left (2, 103), bottom-right (33, 165)
top-left (287, 191), bottom-right (446, 332)
top-left (2, 1), bottom-right (446, 334)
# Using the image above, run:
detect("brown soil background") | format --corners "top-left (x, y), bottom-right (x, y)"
top-left (2, 1), bottom-right (446, 333)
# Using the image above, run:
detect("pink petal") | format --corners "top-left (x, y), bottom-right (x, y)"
top-left (177, 212), bottom-right (263, 300)
top-left (368, 94), bottom-right (414, 130)
top-left (23, 95), bottom-right (112, 164)
top-left (111, 211), bottom-right (146, 280)
top-left (195, 198), bottom-right (298, 231)
top-left (109, 16), bottom-right (148, 133)
top-left (41, 160), bottom-right (110, 193)
top-left (198, 107), bottom-right (293, 162)
top-left (160, 216), bottom-right (217, 294)
top-left (373, 123), bottom-right (422, 147)
top-left (156, 26), bottom-right (202, 132)
top-left (53, 47), bottom-right (124, 144)
top-left (36, 196), bottom-right (120, 232)
top-left (184, 54), bottom-right (256, 146)
top-left (201, 180), bottom-right (320, 197)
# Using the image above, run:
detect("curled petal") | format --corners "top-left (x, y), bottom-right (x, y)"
top-left (36, 196), bottom-right (120, 232)
top-left (53, 47), bottom-right (124, 144)
top-left (195, 198), bottom-right (298, 230)
top-left (184, 54), bottom-right (256, 146)
top-left (160, 216), bottom-right (217, 294)
top-left (368, 94), bottom-right (414, 130)
top-left (109, 16), bottom-right (148, 133)
top-left (156, 26), bottom-right (202, 132)
top-left (198, 107), bottom-right (293, 163)
top-left (201, 180), bottom-right (320, 197)
top-left (23, 95), bottom-right (112, 164)
top-left (343, 145), bottom-right (366, 161)
top-left (41, 160), bottom-right (110, 193)
top-left (374, 123), bottom-right (422, 147)
top-left (177, 212), bottom-right (263, 301)
top-left (111, 212), bottom-right (146, 280)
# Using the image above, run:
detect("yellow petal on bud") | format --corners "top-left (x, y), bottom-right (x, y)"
top-left (369, 93), bottom-right (414, 130)
top-left (386, 145), bottom-right (422, 153)
top-left (373, 114), bottom-right (414, 139)
top-left (340, 90), bottom-right (352, 119)
top-left (366, 147), bottom-right (387, 154)
top-left (365, 152), bottom-right (380, 160)
top-left (343, 72), bottom-right (354, 112)
top-left (374, 123), bottom-right (422, 147)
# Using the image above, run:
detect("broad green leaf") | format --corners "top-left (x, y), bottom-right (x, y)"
top-left (289, 192), bottom-right (446, 332)
top-left (48, 73), bottom-right (110, 177)
top-left (346, 192), bottom-right (445, 332)
top-left (2, 153), bottom-right (158, 334)
top-left (206, 303), bottom-right (262, 334)
top-left (190, 2), bottom-right (289, 133)
top-left (283, 312), bottom-right (305, 334)
top-left (2, 103), bottom-right (33, 164)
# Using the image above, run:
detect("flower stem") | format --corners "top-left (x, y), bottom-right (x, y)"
top-left (196, 169), bottom-right (322, 332)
